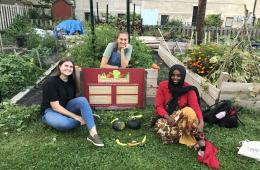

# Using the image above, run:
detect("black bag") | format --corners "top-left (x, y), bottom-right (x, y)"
top-left (203, 100), bottom-right (244, 128)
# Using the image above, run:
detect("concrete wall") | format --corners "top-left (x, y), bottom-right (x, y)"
top-left (74, 0), bottom-right (260, 27)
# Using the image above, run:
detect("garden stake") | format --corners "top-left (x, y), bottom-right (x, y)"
top-left (204, 32), bottom-right (207, 44)
top-left (190, 31), bottom-right (194, 46)
top-left (217, 33), bottom-right (219, 44)
top-left (36, 49), bottom-right (42, 69)
top-left (195, 32), bottom-right (198, 45)
top-left (0, 33), bottom-right (3, 53)
top-left (158, 28), bottom-right (171, 53)
top-left (208, 31), bottom-right (211, 43)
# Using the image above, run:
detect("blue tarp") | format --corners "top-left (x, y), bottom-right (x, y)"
top-left (55, 20), bottom-right (84, 35)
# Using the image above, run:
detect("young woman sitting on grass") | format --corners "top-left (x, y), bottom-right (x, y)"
top-left (100, 32), bottom-right (132, 68)
top-left (41, 58), bottom-right (104, 147)
top-left (154, 64), bottom-right (205, 150)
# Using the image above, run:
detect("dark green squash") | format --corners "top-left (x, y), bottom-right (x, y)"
top-left (112, 120), bottom-right (126, 131)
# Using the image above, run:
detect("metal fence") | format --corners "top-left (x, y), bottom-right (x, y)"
top-left (143, 25), bottom-right (260, 40)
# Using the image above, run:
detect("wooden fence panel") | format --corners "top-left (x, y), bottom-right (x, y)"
top-left (0, 4), bottom-right (31, 31)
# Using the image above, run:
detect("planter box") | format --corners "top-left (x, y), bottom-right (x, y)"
top-left (158, 42), bottom-right (260, 109)
top-left (219, 82), bottom-right (260, 109)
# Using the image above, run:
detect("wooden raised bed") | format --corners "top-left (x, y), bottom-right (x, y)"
top-left (158, 40), bottom-right (260, 109)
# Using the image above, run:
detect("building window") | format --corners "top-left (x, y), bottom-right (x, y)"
top-left (225, 17), bottom-right (234, 27)
top-left (192, 6), bottom-right (198, 26)
top-left (256, 18), bottom-right (260, 25)
top-left (85, 12), bottom-right (91, 21)
top-left (161, 15), bottom-right (169, 25)
top-left (118, 13), bottom-right (126, 18)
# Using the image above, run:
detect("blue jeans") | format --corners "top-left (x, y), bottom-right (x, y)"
top-left (42, 97), bottom-right (95, 131)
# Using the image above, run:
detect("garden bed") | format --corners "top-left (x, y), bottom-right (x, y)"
top-left (158, 41), bottom-right (260, 109)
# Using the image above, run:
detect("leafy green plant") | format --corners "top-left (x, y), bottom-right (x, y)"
top-left (28, 8), bottom-right (41, 19)
top-left (204, 14), bottom-right (223, 27)
top-left (210, 48), bottom-right (260, 83)
top-left (0, 101), bottom-right (39, 132)
top-left (4, 16), bottom-right (32, 38)
top-left (129, 36), bottom-right (154, 68)
top-left (0, 53), bottom-right (43, 99)
top-left (40, 36), bottom-right (59, 52)
top-left (26, 31), bottom-right (59, 52)
top-left (25, 32), bottom-right (42, 49)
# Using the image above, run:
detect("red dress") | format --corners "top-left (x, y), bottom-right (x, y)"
top-left (155, 80), bottom-right (203, 120)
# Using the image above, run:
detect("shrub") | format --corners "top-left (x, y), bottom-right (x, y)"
top-left (4, 16), bottom-right (32, 38)
top-left (40, 36), bottom-right (59, 52)
top-left (164, 19), bottom-right (183, 27)
top-left (25, 32), bottom-right (42, 49)
top-left (204, 14), bottom-right (223, 27)
top-left (129, 36), bottom-right (154, 68)
top-left (68, 24), bottom-right (154, 68)
top-left (26, 32), bottom-right (59, 52)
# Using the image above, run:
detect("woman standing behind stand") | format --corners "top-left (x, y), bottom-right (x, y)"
top-left (100, 32), bottom-right (132, 68)
top-left (41, 58), bottom-right (104, 147)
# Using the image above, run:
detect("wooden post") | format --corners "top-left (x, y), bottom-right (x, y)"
top-left (158, 28), bottom-right (171, 53)
top-left (36, 49), bottom-right (42, 69)
top-left (195, 32), bottom-right (197, 45)
top-left (216, 32), bottom-right (219, 44)
top-left (204, 31), bottom-right (207, 44)
top-left (0, 33), bottom-right (3, 53)
top-left (75, 66), bottom-right (82, 96)
top-left (208, 31), bottom-right (211, 43)
top-left (216, 72), bottom-right (230, 89)
top-left (190, 31), bottom-right (194, 46)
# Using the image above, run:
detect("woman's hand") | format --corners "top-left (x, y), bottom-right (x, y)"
top-left (164, 114), bottom-right (176, 126)
top-left (74, 115), bottom-right (86, 126)
top-left (120, 46), bottom-right (126, 54)
top-left (197, 119), bottom-right (204, 132)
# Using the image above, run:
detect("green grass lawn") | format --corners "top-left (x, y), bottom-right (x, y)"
top-left (0, 106), bottom-right (260, 170)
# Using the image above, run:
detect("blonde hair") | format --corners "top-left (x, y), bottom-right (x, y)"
top-left (114, 31), bottom-right (129, 51)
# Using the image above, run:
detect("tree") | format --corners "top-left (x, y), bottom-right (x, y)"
top-left (196, 0), bottom-right (207, 45)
